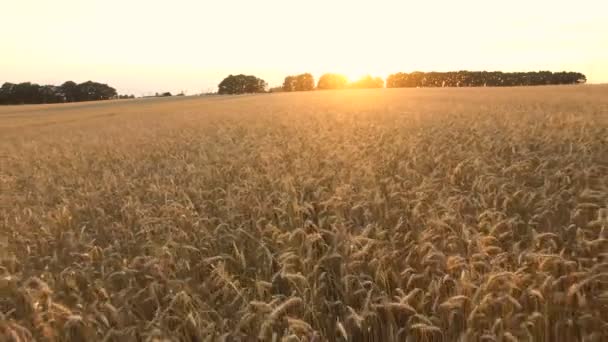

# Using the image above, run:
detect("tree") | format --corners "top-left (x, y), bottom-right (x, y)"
top-left (218, 74), bottom-right (267, 94)
top-left (386, 71), bottom-right (587, 88)
top-left (0, 80), bottom-right (118, 105)
top-left (12, 82), bottom-right (42, 104)
top-left (282, 73), bottom-right (315, 92)
top-left (349, 75), bottom-right (384, 89)
top-left (317, 73), bottom-right (348, 90)
top-left (76, 81), bottom-right (117, 101)
top-left (295, 73), bottom-right (315, 91)
top-left (282, 76), bottom-right (296, 92)
top-left (40, 85), bottom-right (64, 103)
top-left (283, 73), bottom-right (315, 92)
top-left (61, 81), bottom-right (79, 102)
top-left (0, 83), bottom-right (16, 105)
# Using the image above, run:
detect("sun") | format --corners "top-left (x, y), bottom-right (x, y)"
top-left (342, 72), bottom-right (366, 83)
top-left (340, 70), bottom-right (390, 83)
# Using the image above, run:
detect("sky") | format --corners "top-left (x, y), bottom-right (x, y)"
top-left (1, 0), bottom-right (607, 95)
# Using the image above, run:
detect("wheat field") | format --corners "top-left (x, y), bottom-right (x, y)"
top-left (1, 86), bottom-right (607, 341)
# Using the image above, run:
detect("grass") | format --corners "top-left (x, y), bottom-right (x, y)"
top-left (1, 86), bottom-right (607, 341)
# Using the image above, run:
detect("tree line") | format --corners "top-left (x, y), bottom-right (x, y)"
top-left (0, 81), bottom-right (127, 105)
top-left (386, 71), bottom-right (586, 88)
top-left (280, 73), bottom-right (384, 91)
top-left (218, 71), bottom-right (585, 94)
top-left (2, 71), bottom-right (587, 104)
top-left (217, 73), bottom-right (386, 94)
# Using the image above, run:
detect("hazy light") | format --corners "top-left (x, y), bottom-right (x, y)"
top-left (1, 0), bottom-right (606, 95)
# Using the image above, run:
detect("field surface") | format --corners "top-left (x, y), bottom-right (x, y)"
top-left (1, 86), bottom-right (607, 341)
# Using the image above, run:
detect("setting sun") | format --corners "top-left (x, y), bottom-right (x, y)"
top-left (1, 0), bottom-right (606, 95)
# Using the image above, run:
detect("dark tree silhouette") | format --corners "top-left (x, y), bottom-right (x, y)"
top-left (0, 83), bottom-right (14, 104)
top-left (0, 80), bottom-right (117, 105)
top-left (386, 71), bottom-right (586, 88)
top-left (61, 81), bottom-right (79, 102)
top-left (317, 73), bottom-right (348, 90)
top-left (76, 81), bottom-right (117, 101)
top-left (154, 92), bottom-right (172, 97)
top-left (13, 82), bottom-right (41, 104)
top-left (218, 74), bottom-right (267, 94)
top-left (39, 85), bottom-right (65, 103)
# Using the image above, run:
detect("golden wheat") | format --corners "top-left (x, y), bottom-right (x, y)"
top-left (0, 86), bottom-right (607, 341)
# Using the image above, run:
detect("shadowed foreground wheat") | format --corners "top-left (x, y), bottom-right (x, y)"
top-left (0, 87), bottom-right (607, 341)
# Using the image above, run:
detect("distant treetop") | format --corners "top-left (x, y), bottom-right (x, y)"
top-left (0, 80), bottom-right (117, 105)
top-left (3, 70), bottom-right (586, 106)
top-left (283, 73), bottom-right (315, 92)
top-left (218, 74), bottom-right (267, 95)
top-left (270, 70), bottom-right (587, 93)
top-left (386, 71), bottom-right (586, 88)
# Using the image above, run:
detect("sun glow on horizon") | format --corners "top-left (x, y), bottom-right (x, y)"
top-left (1, 0), bottom-right (607, 95)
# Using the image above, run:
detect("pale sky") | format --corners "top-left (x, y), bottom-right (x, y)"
top-left (1, 0), bottom-right (607, 95)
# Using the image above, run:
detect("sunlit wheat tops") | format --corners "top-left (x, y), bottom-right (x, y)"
top-left (0, 86), bottom-right (607, 341)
